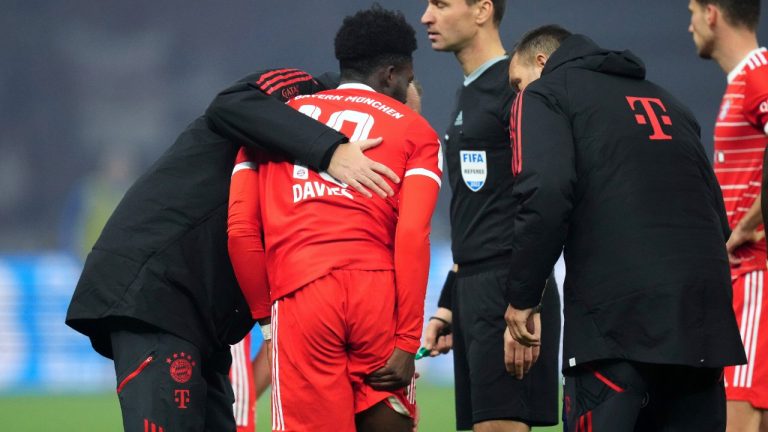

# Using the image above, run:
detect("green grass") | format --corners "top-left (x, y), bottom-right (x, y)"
top-left (0, 393), bottom-right (122, 431)
top-left (0, 385), bottom-right (561, 431)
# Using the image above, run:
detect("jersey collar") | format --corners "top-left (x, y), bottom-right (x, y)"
top-left (464, 55), bottom-right (509, 87)
top-left (727, 47), bottom-right (767, 83)
top-left (337, 82), bottom-right (376, 92)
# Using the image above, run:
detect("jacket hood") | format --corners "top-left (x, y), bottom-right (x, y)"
top-left (542, 34), bottom-right (646, 80)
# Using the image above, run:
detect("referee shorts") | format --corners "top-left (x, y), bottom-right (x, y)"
top-left (271, 269), bottom-right (416, 432)
top-left (452, 261), bottom-right (560, 429)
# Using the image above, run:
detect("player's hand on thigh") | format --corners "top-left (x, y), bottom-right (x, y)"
top-left (504, 328), bottom-right (540, 379)
top-left (366, 348), bottom-right (415, 391)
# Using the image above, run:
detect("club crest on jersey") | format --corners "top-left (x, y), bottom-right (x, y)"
top-left (460, 150), bottom-right (487, 192)
top-left (293, 162), bottom-right (309, 180)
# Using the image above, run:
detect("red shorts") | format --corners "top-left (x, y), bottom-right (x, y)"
top-left (270, 269), bottom-right (416, 432)
top-left (725, 269), bottom-right (768, 409)
top-left (230, 333), bottom-right (256, 432)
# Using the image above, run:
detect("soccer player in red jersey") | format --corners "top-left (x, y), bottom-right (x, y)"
top-left (227, 6), bottom-right (441, 432)
top-left (690, 1), bottom-right (768, 430)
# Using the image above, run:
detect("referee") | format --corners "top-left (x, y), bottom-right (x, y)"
top-left (420, 1), bottom-right (560, 430)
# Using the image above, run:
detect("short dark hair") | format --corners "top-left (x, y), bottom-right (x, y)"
top-left (514, 25), bottom-right (572, 63)
top-left (466, 0), bottom-right (506, 25)
top-left (334, 4), bottom-right (417, 79)
top-left (694, 0), bottom-right (761, 30)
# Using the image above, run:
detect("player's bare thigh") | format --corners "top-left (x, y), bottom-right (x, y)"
top-left (762, 410), bottom-right (768, 432)
top-left (727, 401), bottom-right (761, 432)
top-left (355, 401), bottom-right (412, 432)
top-left (473, 419), bottom-right (530, 432)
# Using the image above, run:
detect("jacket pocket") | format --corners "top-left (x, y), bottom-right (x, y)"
top-left (117, 352), bottom-right (155, 393)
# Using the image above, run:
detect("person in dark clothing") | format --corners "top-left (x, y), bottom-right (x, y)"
top-left (505, 25), bottom-right (747, 431)
top-left (420, 1), bottom-right (560, 431)
top-left (65, 70), bottom-right (397, 432)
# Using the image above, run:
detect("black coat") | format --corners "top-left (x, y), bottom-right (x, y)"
top-left (505, 35), bottom-right (745, 370)
top-left (66, 71), bottom-right (343, 357)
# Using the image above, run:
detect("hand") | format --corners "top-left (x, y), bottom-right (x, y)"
top-left (726, 225), bottom-right (765, 265)
top-left (504, 304), bottom-right (541, 347)
top-left (423, 308), bottom-right (453, 357)
top-left (366, 348), bottom-right (415, 391)
top-left (504, 317), bottom-right (540, 379)
top-left (327, 138), bottom-right (400, 198)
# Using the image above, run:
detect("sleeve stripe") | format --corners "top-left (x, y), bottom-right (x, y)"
top-left (260, 71), bottom-right (310, 93)
top-left (510, 92), bottom-right (524, 175)
top-left (232, 162), bottom-right (257, 176)
top-left (255, 68), bottom-right (300, 87)
top-left (405, 168), bottom-right (441, 187)
top-left (266, 75), bottom-right (315, 95)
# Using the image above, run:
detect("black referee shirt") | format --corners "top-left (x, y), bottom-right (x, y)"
top-left (445, 57), bottom-right (517, 265)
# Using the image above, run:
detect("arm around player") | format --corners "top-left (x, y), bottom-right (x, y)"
top-left (206, 69), bottom-right (399, 198)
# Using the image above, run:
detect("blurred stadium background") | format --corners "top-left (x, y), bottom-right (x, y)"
top-left (1, 1), bottom-right (766, 430)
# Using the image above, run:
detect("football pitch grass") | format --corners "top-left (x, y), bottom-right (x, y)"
top-left (0, 385), bottom-right (562, 431)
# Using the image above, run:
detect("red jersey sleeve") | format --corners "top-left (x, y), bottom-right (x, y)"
top-left (394, 119), bottom-right (442, 353)
top-left (227, 148), bottom-right (271, 320)
top-left (403, 118), bottom-right (443, 188)
top-left (744, 64), bottom-right (768, 135)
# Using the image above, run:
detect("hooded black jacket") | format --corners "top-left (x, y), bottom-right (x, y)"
top-left (66, 70), bottom-right (343, 358)
top-left (505, 35), bottom-right (745, 370)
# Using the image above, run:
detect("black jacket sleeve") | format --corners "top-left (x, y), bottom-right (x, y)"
top-left (505, 90), bottom-right (576, 309)
top-left (205, 69), bottom-right (347, 171)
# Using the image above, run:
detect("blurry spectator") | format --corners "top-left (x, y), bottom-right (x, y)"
top-left (59, 149), bottom-right (138, 260)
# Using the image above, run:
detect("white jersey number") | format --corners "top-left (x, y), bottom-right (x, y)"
top-left (297, 105), bottom-right (375, 141)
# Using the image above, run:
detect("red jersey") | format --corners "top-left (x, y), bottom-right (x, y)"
top-left (228, 83), bottom-right (442, 352)
top-left (714, 47), bottom-right (768, 274)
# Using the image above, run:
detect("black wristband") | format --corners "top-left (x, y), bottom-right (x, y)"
top-left (429, 316), bottom-right (450, 326)
top-left (437, 270), bottom-right (456, 310)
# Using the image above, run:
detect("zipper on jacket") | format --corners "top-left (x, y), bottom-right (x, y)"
top-left (117, 355), bottom-right (154, 393)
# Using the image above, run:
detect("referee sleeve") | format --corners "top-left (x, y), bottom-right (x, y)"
top-left (506, 90), bottom-right (575, 309)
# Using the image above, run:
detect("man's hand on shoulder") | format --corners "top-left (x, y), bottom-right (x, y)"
top-left (327, 138), bottom-right (400, 198)
top-left (365, 347), bottom-right (415, 391)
